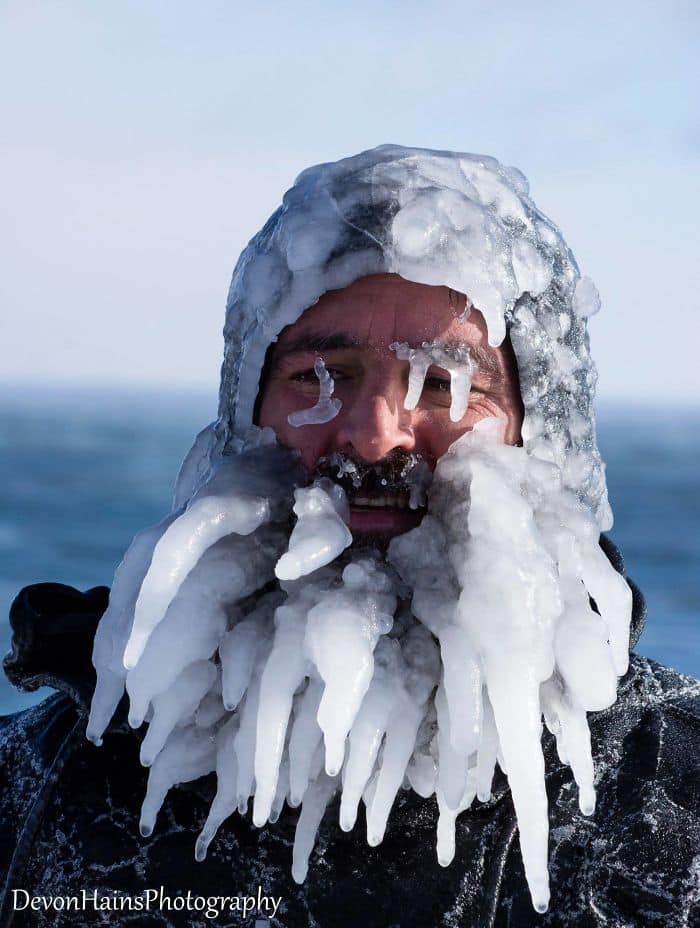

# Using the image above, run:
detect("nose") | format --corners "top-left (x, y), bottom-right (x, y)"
top-left (335, 383), bottom-right (416, 464)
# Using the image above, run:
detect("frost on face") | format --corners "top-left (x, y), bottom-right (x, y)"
top-left (390, 341), bottom-right (474, 422)
top-left (89, 420), bottom-right (631, 915)
top-left (287, 357), bottom-right (342, 427)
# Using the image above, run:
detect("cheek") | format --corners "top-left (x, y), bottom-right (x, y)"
top-left (413, 417), bottom-right (465, 461)
top-left (416, 394), bottom-right (522, 456)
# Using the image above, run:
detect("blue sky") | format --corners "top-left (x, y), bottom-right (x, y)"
top-left (1, 0), bottom-right (698, 404)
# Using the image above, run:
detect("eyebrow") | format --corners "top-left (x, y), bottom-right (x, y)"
top-left (273, 332), bottom-right (361, 356)
top-left (272, 330), bottom-right (502, 378)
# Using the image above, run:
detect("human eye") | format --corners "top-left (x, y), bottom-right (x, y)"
top-left (290, 368), bottom-right (319, 383)
top-left (423, 374), bottom-right (451, 393)
top-left (290, 365), bottom-right (344, 383)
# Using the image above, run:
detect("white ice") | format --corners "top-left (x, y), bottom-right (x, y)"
top-left (87, 511), bottom-right (179, 745)
top-left (92, 418), bottom-right (630, 917)
top-left (390, 341), bottom-right (474, 423)
top-left (140, 725), bottom-right (217, 837)
top-left (304, 560), bottom-right (396, 777)
top-left (275, 479), bottom-right (352, 581)
top-left (123, 438), bottom-right (298, 670)
top-left (287, 357), bottom-right (342, 427)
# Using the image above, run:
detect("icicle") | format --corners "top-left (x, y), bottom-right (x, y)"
top-left (287, 357), bottom-right (342, 427)
top-left (436, 768), bottom-right (477, 866)
top-left (475, 690), bottom-right (499, 802)
top-left (445, 359), bottom-right (472, 422)
top-left (87, 511), bottom-right (179, 745)
top-left (305, 560), bottom-right (396, 776)
top-left (124, 445), bottom-right (298, 670)
top-left (406, 706), bottom-right (438, 798)
top-left (292, 770), bottom-right (338, 883)
top-left (140, 726), bottom-right (216, 837)
top-left (139, 661), bottom-right (217, 766)
top-left (275, 479), bottom-right (351, 581)
top-left (270, 758), bottom-right (290, 823)
top-left (365, 691), bottom-right (423, 846)
top-left (540, 678), bottom-right (596, 815)
top-left (288, 677), bottom-right (325, 806)
top-left (233, 653), bottom-right (268, 813)
top-left (195, 715), bottom-right (239, 861)
top-left (390, 341), bottom-right (474, 422)
top-left (220, 593), bottom-right (279, 710)
top-left (365, 624), bottom-right (440, 844)
top-left (390, 342), bottom-right (432, 409)
top-left (339, 638), bottom-right (401, 831)
top-left (435, 681), bottom-right (470, 811)
top-left (438, 623), bottom-right (482, 756)
top-left (253, 592), bottom-right (311, 826)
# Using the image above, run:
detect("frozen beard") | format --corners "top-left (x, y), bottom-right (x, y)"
top-left (87, 420), bottom-right (632, 914)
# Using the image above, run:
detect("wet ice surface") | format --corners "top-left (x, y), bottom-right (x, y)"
top-left (88, 419), bottom-right (632, 913)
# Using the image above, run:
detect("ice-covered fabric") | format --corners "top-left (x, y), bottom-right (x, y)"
top-left (85, 421), bottom-right (634, 913)
top-left (1, 581), bottom-right (699, 928)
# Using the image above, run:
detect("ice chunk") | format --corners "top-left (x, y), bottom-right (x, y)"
top-left (275, 479), bottom-right (352, 581)
top-left (287, 357), bottom-right (342, 427)
top-left (573, 276), bottom-right (601, 319)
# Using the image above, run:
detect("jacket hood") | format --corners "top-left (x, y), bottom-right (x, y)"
top-left (191, 144), bottom-right (611, 527)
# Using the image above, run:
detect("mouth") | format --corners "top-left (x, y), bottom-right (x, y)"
top-left (347, 503), bottom-right (424, 536)
top-left (345, 488), bottom-right (425, 536)
top-left (313, 451), bottom-right (432, 538)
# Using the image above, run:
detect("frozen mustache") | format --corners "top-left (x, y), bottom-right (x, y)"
top-left (314, 450), bottom-right (433, 509)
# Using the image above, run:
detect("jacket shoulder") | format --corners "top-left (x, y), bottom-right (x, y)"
top-left (565, 657), bottom-right (699, 926)
top-left (0, 694), bottom-right (82, 885)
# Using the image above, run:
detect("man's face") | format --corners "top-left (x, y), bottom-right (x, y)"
top-left (258, 274), bottom-right (523, 536)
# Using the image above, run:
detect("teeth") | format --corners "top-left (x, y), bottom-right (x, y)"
top-left (351, 495), bottom-right (408, 509)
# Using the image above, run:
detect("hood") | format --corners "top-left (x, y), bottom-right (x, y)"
top-left (201, 144), bottom-right (610, 528)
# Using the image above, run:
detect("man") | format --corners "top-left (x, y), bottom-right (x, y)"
top-left (2, 145), bottom-right (698, 927)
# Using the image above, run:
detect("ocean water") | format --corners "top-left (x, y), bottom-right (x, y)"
top-left (1, 385), bottom-right (698, 715)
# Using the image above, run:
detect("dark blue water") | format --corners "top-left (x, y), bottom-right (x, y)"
top-left (1, 385), bottom-right (698, 714)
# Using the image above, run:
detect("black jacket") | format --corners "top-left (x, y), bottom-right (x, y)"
top-left (1, 541), bottom-right (699, 928)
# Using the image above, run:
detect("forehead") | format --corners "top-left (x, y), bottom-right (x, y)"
top-left (272, 273), bottom-right (491, 352)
